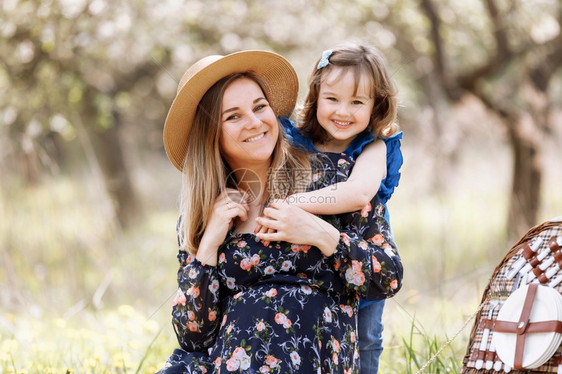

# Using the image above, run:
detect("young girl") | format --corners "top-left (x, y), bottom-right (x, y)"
top-left (256, 42), bottom-right (403, 374)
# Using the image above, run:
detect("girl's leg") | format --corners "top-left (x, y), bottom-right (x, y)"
top-left (358, 299), bottom-right (385, 374)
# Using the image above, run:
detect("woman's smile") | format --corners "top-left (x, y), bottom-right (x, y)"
top-left (243, 131), bottom-right (266, 143)
top-left (219, 77), bottom-right (279, 170)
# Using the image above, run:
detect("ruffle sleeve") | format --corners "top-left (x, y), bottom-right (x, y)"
top-left (378, 132), bottom-right (403, 204)
top-left (337, 130), bottom-right (403, 204)
top-left (172, 251), bottom-right (222, 352)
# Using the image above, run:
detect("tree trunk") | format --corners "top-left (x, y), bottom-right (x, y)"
top-left (418, 71), bottom-right (459, 192)
top-left (22, 142), bottom-right (40, 186)
top-left (505, 80), bottom-right (550, 240)
top-left (506, 113), bottom-right (542, 241)
top-left (88, 112), bottom-right (141, 230)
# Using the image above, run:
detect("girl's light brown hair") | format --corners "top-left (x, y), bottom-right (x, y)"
top-left (179, 73), bottom-right (310, 254)
top-left (298, 42), bottom-right (399, 144)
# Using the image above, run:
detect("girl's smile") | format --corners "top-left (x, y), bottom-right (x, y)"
top-left (315, 67), bottom-right (374, 152)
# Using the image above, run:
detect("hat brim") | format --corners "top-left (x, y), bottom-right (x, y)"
top-left (163, 50), bottom-right (298, 171)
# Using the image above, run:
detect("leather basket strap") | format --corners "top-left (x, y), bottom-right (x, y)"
top-left (515, 283), bottom-right (537, 369)
top-left (495, 320), bottom-right (562, 334)
top-left (492, 283), bottom-right (538, 369)
top-left (493, 282), bottom-right (562, 369)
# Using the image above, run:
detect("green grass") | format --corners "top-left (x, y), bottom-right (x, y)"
top-left (0, 174), bottom-right (180, 373)
top-left (0, 307), bottom-right (177, 374)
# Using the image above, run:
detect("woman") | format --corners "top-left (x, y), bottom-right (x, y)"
top-left (157, 50), bottom-right (403, 373)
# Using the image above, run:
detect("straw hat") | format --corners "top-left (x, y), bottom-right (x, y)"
top-left (163, 50), bottom-right (299, 171)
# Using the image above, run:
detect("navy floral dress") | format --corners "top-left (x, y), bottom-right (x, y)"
top-left (157, 153), bottom-right (403, 374)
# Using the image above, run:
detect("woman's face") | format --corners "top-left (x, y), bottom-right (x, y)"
top-left (219, 77), bottom-right (279, 171)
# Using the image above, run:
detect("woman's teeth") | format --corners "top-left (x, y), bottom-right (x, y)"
top-left (244, 133), bottom-right (265, 142)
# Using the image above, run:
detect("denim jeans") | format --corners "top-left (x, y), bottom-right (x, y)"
top-left (358, 299), bottom-right (386, 374)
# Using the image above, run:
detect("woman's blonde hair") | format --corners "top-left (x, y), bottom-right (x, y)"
top-left (299, 42), bottom-right (400, 143)
top-left (179, 73), bottom-right (310, 253)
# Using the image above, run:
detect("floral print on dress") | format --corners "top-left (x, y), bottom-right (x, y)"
top-left (157, 152), bottom-right (402, 374)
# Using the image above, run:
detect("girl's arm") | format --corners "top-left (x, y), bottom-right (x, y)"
top-left (292, 139), bottom-right (386, 214)
top-left (255, 199), bottom-right (403, 299)
top-left (256, 200), bottom-right (341, 256)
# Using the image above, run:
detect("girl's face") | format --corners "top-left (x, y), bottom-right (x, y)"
top-left (219, 77), bottom-right (279, 170)
top-left (316, 67), bottom-right (373, 152)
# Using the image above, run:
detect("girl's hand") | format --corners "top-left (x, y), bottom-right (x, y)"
top-left (255, 199), bottom-right (339, 256)
top-left (197, 189), bottom-right (249, 265)
top-left (253, 223), bottom-right (276, 247)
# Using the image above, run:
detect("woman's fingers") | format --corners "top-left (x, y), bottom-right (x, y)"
top-left (208, 192), bottom-right (248, 233)
top-left (222, 199), bottom-right (248, 223)
top-left (233, 203), bottom-right (248, 222)
top-left (226, 189), bottom-right (249, 216)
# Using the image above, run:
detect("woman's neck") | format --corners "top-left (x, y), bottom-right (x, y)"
top-left (228, 165), bottom-right (271, 234)
top-left (228, 162), bottom-right (270, 205)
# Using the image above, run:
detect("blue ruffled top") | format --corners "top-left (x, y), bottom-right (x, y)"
top-left (279, 117), bottom-right (403, 205)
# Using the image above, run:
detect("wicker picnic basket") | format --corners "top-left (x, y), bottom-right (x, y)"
top-left (461, 217), bottom-right (562, 373)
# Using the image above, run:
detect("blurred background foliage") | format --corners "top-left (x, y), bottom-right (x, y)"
top-left (1, 0), bottom-right (562, 372)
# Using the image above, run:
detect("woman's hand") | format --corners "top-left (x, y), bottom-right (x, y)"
top-left (255, 199), bottom-right (340, 256)
top-left (197, 189), bottom-right (249, 266)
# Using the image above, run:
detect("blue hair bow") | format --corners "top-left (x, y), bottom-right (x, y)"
top-left (316, 49), bottom-right (333, 70)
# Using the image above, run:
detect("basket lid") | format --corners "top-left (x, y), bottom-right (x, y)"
top-left (493, 284), bottom-right (562, 369)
